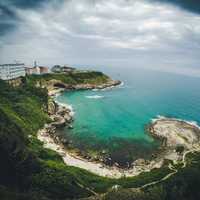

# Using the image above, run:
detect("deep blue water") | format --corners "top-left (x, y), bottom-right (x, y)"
top-left (56, 67), bottom-right (200, 165)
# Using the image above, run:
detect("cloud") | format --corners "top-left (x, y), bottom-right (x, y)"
top-left (150, 0), bottom-right (200, 14)
top-left (0, 5), bottom-right (18, 36)
top-left (0, 0), bottom-right (200, 75)
top-left (0, 0), bottom-right (59, 9)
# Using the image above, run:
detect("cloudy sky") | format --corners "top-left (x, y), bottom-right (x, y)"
top-left (0, 0), bottom-right (200, 76)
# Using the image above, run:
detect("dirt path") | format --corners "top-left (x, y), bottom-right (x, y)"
top-left (139, 147), bottom-right (200, 189)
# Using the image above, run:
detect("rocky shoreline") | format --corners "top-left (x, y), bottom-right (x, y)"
top-left (148, 117), bottom-right (200, 163)
top-left (37, 104), bottom-right (164, 178)
top-left (37, 79), bottom-right (200, 178)
top-left (48, 79), bottom-right (121, 96)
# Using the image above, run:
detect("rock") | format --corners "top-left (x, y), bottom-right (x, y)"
top-left (114, 162), bottom-right (119, 167)
top-left (60, 138), bottom-right (68, 144)
top-left (102, 150), bottom-right (106, 154)
top-left (68, 124), bottom-right (73, 129)
top-left (111, 185), bottom-right (121, 191)
top-left (134, 159), bottom-right (146, 166)
top-left (64, 114), bottom-right (72, 122)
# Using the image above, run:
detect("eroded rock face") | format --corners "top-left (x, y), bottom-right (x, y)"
top-left (48, 100), bottom-right (58, 115)
top-left (47, 79), bottom-right (121, 95)
top-left (133, 159), bottom-right (146, 166)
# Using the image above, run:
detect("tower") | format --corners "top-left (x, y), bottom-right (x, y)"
top-left (34, 61), bottom-right (37, 68)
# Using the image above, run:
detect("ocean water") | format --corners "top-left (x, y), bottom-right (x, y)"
top-left (56, 67), bottom-right (200, 166)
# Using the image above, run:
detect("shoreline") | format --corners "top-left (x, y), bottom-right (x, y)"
top-left (48, 79), bottom-right (122, 97)
top-left (37, 111), bottom-right (164, 178)
top-left (37, 81), bottom-right (200, 178)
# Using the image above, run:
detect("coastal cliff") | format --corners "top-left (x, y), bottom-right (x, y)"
top-left (0, 71), bottom-right (125, 199)
top-left (24, 70), bottom-right (121, 96)
top-left (1, 71), bottom-right (200, 200)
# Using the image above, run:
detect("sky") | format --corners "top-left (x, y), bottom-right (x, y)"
top-left (0, 0), bottom-right (200, 77)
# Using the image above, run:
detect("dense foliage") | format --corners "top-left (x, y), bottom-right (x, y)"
top-left (99, 152), bottom-right (200, 200)
top-left (25, 71), bottom-right (111, 86)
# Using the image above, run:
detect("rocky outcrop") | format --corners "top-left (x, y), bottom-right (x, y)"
top-left (47, 79), bottom-right (121, 96)
top-left (7, 77), bottom-right (23, 87)
top-left (48, 99), bottom-right (58, 115)
top-left (72, 80), bottom-right (121, 90)
top-left (149, 118), bottom-right (200, 149)
top-left (149, 118), bottom-right (200, 163)
top-left (44, 102), bottom-right (74, 142)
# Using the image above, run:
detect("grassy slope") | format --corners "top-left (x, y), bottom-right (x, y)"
top-left (100, 152), bottom-right (200, 200)
top-left (1, 72), bottom-right (198, 200)
top-left (25, 71), bottom-right (111, 86)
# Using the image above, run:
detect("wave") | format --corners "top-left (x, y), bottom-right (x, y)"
top-left (54, 100), bottom-right (75, 116)
top-left (102, 81), bottom-right (125, 91)
top-left (119, 81), bottom-right (125, 87)
top-left (151, 115), bottom-right (200, 129)
top-left (85, 95), bottom-right (104, 99)
top-left (92, 81), bottom-right (125, 92)
top-left (92, 89), bottom-right (99, 91)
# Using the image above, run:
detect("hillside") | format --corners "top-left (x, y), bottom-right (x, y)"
top-left (0, 72), bottom-right (200, 200)
top-left (24, 71), bottom-right (120, 94)
top-left (25, 71), bottom-right (111, 85)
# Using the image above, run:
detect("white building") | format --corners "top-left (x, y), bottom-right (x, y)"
top-left (0, 63), bottom-right (26, 80)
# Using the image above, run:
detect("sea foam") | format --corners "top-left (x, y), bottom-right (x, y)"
top-left (85, 95), bottom-right (104, 99)
top-left (55, 99), bottom-right (75, 116)
top-left (151, 115), bottom-right (200, 129)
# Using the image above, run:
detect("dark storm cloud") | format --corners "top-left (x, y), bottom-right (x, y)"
top-left (2, 0), bottom-right (200, 12)
top-left (0, 0), bottom-right (64, 36)
top-left (0, 0), bottom-right (200, 37)
top-left (1, 0), bottom-right (51, 9)
top-left (151, 0), bottom-right (200, 14)
top-left (0, 5), bottom-right (18, 36)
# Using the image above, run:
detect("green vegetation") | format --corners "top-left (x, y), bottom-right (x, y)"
top-left (0, 74), bottom-right (171, 200)
top-left (99, 152), bottom-right (200, 200)
top-left (1, 72), bottom-right (200, 200)
top-left (25, 71), bottom-right (111, 87)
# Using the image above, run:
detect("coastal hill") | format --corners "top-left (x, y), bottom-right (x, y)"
top-left (24, 70), bottom-right (121, 95)
top-left (1, 71), bottom-right (200, 200)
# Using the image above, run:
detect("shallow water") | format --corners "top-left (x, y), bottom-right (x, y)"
top-left (56, 67), bottom-right (200, 166)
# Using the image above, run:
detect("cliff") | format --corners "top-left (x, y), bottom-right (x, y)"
top-left (24, 70), bottom-right (121, 95)
top-left (1, 72), bottom-right (200, 200)
top-left (0, 72), bottom-right (122, 199)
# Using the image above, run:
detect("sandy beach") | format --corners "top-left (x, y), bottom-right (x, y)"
top-left (36, 78), bottom-right (200, 179)
top-left (38, 125), bottom-right (163, 178)
top-left (37, 112), bottom-right (200, 178)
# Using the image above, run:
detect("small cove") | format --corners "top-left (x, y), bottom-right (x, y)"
top-left (56, 67), bottom-right (200, 167)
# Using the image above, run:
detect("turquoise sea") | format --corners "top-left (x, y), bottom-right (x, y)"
top-left (56, 67), bottom-right (200, 167)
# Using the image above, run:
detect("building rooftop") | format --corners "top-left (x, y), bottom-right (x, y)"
top-left (0, 63), bottom-right (25, 67)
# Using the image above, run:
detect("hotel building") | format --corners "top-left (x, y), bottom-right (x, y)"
top-left (0, 63), bottom-right (26, 80)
